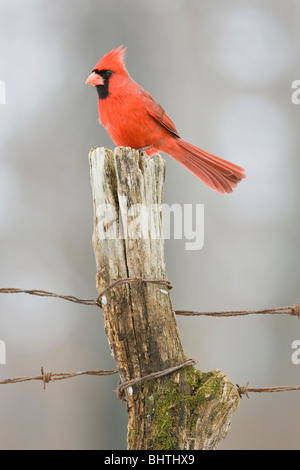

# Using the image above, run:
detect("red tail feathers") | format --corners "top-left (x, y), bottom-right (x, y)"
top-left (169, 139), bottom-right (246, 194)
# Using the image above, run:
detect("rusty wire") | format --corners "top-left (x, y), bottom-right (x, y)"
top-left (176, 304), bottom-right (300, 319)
top-left (0, 360), bottom-right (197, 394)
top-left (0, 284), bottom-right (298, 319)
top-left (1, 364), bottom-right (300, 401)
top-left (237, 382), bottom-right (300, 399)
top-left (0, 367), bottom-right (118, 389)
top-left (0, 280), bottom-right (299, 397)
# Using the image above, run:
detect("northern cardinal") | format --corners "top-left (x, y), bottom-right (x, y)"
top-left (86, 46), bottom-right (246, 194)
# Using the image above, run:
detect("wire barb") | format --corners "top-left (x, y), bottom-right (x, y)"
top-left (0, 368), bottom-right (118, 388)
top-left (236, 382), bottom-right (300, 399)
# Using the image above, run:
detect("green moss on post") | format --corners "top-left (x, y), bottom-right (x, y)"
top-left (144, 368), bottom-right (239, 450)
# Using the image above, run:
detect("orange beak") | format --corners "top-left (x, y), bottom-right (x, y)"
top-left (85, 71), bottom-right (104, 86)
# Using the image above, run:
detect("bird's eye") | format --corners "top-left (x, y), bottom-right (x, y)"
top-left (93, 69), bottom-right (114, 80)
top-left (103, 70), bottom-right (113, 78)
top-left (99, 70), bottom-right (113, 79)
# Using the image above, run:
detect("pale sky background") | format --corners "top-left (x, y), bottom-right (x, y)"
top-left (0, 0), bottom-right (299, 450)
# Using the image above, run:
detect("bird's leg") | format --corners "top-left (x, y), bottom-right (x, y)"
top-left (137, 145), bottom-right (151, 158)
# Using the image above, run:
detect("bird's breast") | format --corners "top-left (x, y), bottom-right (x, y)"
top-left (97, 92), bottom-right (168, 149)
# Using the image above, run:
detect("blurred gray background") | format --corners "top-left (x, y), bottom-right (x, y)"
top-left (0, 0), bottom-right (299, 450)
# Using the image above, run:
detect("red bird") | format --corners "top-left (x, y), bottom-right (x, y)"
top-left (86, 46), bottom-right (246, 194)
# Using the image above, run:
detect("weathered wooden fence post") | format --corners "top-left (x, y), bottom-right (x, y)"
top-left (89, 146), bottom-right (239, 450)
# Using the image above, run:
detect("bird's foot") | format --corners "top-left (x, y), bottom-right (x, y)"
top-left (137, 146), bottom-right (150, 158)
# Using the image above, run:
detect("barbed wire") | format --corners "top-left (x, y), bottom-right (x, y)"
top-left (0, 277), bottom-right (172, 309)
top-left (116, 359), bottom-right (197, 400)
top-left (0, 367), bottom-right (118, 389)
top-left (237, 383), bottom-right (300, 399)
top-left (0, 284), bottom-right (299, 319)
top-left (1, 279), bottom-right (300, 399)
top-left (0, 287), bottom-right (99, 306)
top-left (0, 360), bottom-right (197, 394)
top-left (1, 364), bottom-right (300, 401)
top-left (176, 304), bottom-right (300, 319)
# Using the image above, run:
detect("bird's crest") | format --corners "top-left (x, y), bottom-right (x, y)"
top-left (93, 45), bottom-right (128, 75)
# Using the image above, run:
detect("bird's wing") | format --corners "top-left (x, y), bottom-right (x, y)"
top-left (142, 91), bottom-right (181, 138)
